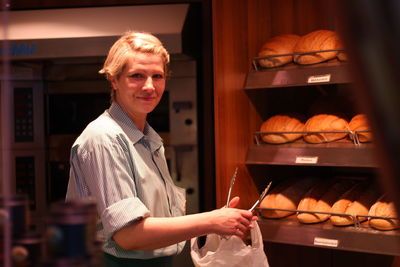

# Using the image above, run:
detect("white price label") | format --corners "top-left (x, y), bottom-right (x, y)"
top-left (314, 237), bottom-right (339, 248)
top-left (295, 156), bottom-right (318, 164)
top-left (308, 74), bottom-right (331, 83)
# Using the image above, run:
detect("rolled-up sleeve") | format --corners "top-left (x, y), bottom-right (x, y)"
top-left (102, 197), bottom-right (150, 238)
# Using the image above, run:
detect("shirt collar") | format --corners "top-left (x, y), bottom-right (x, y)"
top-left (108, 102), bottom-right (163, 152)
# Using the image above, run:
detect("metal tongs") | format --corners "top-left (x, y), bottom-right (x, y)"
top-left (220, 167), bottom-right (238, 240)
top-left (225, 167), bottom-right (238, 207)
top-left (249, 181), bottom-right (272, 212)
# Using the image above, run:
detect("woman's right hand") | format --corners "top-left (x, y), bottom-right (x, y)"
top-left (208, 196), bottom-right (257, 238)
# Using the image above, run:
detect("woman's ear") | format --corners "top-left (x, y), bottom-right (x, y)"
top-left (109, 76), bottom-right (118, 90)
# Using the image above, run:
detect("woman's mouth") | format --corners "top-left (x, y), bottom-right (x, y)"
top-left (137, 96), bottom-right (155, 101)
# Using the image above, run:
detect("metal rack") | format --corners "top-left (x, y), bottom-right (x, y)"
top-left (257, 207), bottom-right (400, 228)
top-left (254, 130), bottom-right (372, 146)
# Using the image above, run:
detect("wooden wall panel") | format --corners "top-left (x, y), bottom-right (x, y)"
top-left (212, 0), bottom-right (259, 209)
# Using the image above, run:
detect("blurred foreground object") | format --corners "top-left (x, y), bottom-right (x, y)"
top-left (336, 0), bottom-right (400, 215)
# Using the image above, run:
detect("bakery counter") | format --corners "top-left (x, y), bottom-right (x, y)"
top-left (256, 212), bottom-right (400, 256)
top-left (246, 142), bottom-right (377, 167)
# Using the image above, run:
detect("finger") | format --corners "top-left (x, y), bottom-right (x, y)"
top-left (240, 210), bottom-right (256, 220)
top-left (228, 196), bottom-right (240, 208)
top-left (237, 223), bottom-right (248, 233)
top-left (234, 227), bottom-right (247, 238)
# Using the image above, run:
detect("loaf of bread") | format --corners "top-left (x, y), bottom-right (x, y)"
top-left (330, 182), bottom-right (380, 226)
top-left (260, 177), bottom-right (319, 218)
top-left (303, 114), bottom-right (349, 143)
top-left (260, 114), bottom-right (305, 144)
top-left (258, 34), bottom-right (301, 68)
top-left (349, 114), bottom-right (373, 143)
top-left (293, 30), bottom-right (341, 65)
top-left (369, 195), bottom-right (400, 230)
top-left (297, 179), bottom-right (356, 224)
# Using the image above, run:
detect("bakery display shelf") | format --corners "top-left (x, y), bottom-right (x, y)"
top-left (245, 59), bottom-right (350, 89)
top-left (246, 141), bottom-right (377, 167)
top-left (255, 210), bottom-right (400, 256)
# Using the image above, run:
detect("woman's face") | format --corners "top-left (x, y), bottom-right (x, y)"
top-left (111, 52), bottom-right (166, 120)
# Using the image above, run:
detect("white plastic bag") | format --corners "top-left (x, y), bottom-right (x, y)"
top-left (190, 221), bottom-right (269, 267)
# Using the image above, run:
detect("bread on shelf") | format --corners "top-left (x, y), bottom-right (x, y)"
top-left (349, 114), bottom-right (373, 143)
top-left (258, 34), bottom-right (301, 68)
top-left (260, 114), bottom-right (305, 144)
top-left (303, 114), bottom-right (349, 143)
top-left (369, 194), bottom-right (400, 230)
top-left (297, 179), bottom-right (357, 224)
top-left (293, 29), bottom-right (341, 65)
top-left (330, 182), bottom-right (380, 226)
top-left (260, 177), bottom-right (319, 218)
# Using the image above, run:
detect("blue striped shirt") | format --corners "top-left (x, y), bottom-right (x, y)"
top-left (66, 102), bottom-right (186, 259)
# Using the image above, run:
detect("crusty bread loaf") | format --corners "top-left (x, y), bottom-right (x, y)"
top-left (260, 114), bottom-right (305, 144)
top-left (330, 182), bottom-right (380, 226)
top-left (330, 182), bottom-right (367, 225)
top-left (303, 114), bottom-right (349, 143)
top-left (260, 177), bottom-right (319, 218)
top-left (294, 30), bottom-right (341, 65)
top-left (369, 195), bottom-right (400, 230)
top-left (258, 34), bottom-right (301, 68)
top-left (349, 114), bottom-right (373, 143)
top-left (297, 179), bottom-right (337, 223)
top-left (297, 179), bottom-right (356, 224)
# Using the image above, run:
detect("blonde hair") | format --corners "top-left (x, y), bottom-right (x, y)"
top-left (99, 31), bottom-right (170, 101)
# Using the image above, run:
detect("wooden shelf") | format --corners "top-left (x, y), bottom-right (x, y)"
top-left (245, 60), bottom-right (351, 89)
top-left (257, 216), bottom-right (400, 256)
top-left (246, 142), bottom-right (377, 168)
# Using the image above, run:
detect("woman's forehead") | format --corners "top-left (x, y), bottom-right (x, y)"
top-left (124, 53), bottom-right (164, 71)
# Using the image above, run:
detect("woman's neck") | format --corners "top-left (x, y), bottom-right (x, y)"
top-left (115, 101), bottom-right (146, 132)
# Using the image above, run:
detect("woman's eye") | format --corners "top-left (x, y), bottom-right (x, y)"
top-left (153, 74), bottom-right (164, 79)
top-left (130, 73), bottom-right (144, 79)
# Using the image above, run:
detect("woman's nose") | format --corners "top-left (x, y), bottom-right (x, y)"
top-left (143, 77), bottom-right (155, 90)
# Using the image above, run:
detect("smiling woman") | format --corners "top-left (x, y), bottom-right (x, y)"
top-left (65, 31), bottom-right (257, 267)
